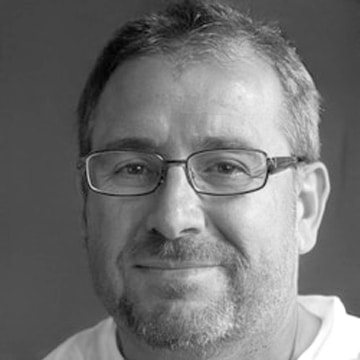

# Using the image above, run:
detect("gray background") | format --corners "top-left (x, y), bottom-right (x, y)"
top-left (1, 0), bottom-right (359, 359)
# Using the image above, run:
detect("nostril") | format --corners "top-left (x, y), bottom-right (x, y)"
top-left (145, 184), bottom-right (206, 240)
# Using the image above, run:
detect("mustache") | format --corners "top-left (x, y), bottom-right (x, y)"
top-left (123, 231), bottom-right (246, 266)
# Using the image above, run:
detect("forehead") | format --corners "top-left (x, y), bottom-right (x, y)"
top-left (92, 54), bottom-right (289, 156)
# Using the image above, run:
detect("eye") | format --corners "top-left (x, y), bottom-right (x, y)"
top-left (113, 162), bottom-right (149, 176)
top-left (204, 160), bottom-right (249, 176)
top-left (213, 162), bottom-right (247, 174)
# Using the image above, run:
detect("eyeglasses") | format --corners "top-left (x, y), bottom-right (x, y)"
top-left (78, 149), bottom-right (306, 196)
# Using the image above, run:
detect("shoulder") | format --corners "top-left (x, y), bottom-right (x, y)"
top-left (298, 295), bottom-right (360, 360)
top-left (42, 318), bottom-right (122, 360)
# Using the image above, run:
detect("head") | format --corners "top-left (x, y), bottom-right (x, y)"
top-left (78, 0), bottom-right (321, 162)
top-left (77, 0), bottom-right (330, 358)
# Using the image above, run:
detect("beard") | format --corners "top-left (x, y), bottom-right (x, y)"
top-left (117, 282), bottom-right (240, 354)
top-left (116, 237), bottom-right (245, 354)
top-left (95, 232), bottom-right (298, 356)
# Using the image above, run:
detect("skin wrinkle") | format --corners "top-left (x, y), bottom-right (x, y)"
top-left (73, 3), bottom-right (334, 359)
top-left (78, 4), bottom-right (321, 163)
top-left (121, 231), bottom-right (250, 269)
top-left (84, 54), bottom-right (305, 360)
top-left (113, 229), bottom-right (252, 350)
top-left (83, 40), bottom-right (259, 153)
top-left (87, 192), bottom-right (298, 357)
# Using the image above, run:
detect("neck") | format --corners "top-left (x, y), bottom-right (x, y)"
top-left (292, 302), bottom-right (322, 359)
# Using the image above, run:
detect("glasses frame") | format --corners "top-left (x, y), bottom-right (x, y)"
top-left (77, 148), bottom-right (307, 197)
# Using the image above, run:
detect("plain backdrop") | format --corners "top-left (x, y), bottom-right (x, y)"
top-left (1, 0), bottom-right (359, 359)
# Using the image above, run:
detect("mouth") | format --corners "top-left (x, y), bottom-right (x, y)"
top-left (129, 260), bottom-right (228, 300)
top-left (134, 260), bottom-right (221, 271)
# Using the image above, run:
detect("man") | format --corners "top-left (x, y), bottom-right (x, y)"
top-left (44, 0), bottom-right (360, 359)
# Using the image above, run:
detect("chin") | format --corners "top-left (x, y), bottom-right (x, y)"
top-left (114, 284), bottom-right (240, 352)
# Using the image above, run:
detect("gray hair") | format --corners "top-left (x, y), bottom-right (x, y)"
top-left (77, 0), bottom-right (321, 161)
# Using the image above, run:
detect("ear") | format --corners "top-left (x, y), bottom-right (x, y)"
top-left (296, 161), bottom-right (330, 255)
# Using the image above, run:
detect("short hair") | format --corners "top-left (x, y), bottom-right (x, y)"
top-left (77, 0), bottom-right (321, 161)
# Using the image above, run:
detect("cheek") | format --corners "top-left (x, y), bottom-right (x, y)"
top-left (84, 196), bottom-right (149, 292)
top-left (208, 182), bottom-right (297, 262)
top-left (85, 196), bottom-right (147, 250)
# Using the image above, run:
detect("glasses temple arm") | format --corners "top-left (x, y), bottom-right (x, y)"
top-left (267, 156), bottom-right (307, 174)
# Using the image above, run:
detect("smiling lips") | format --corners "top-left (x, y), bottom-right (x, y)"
top-left (134, 260), bottom-right (221, 271)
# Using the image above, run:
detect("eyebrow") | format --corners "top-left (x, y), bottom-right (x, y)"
top-left (197, 136), bottom-right (256, 151)
top-left (102, 137), bottom-right (159, 152)
top-left (100, 135), bottom-right (256, 153)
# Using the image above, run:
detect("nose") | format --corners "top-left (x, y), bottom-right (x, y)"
top-left (145, 165), bottom-right (206, 240)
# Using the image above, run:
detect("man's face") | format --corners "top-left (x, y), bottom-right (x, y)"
top-left (84, 54), bottom-right (300, 353)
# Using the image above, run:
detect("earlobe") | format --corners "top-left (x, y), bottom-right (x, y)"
top-left (296, 162), bottom-right (330, 255)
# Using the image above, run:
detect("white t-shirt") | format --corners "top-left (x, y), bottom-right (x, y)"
top-left (43, 296), bottom-right (360, 360)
